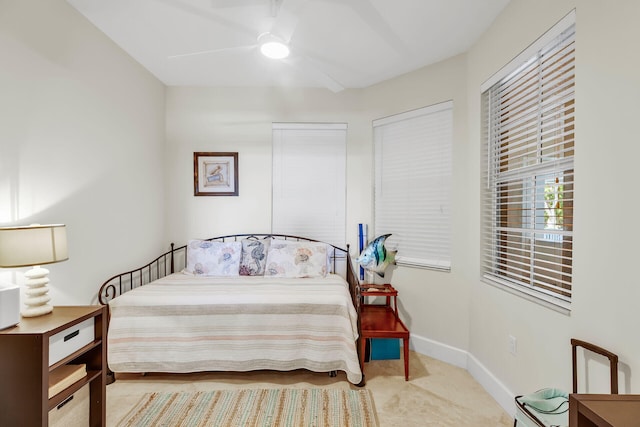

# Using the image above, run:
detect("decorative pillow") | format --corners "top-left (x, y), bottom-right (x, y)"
top-left (239, 239), bottom-right (271, 276)
top-left (264, 240), bottom-right (328, 278)
top-left (185, 240), bottom-right (242, 276)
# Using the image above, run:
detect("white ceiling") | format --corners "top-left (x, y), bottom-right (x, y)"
top-left (66, 0), bottom-right (510, 92)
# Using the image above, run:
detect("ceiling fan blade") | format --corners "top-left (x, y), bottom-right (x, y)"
top-left (269, 0), bottom-right (282, 17)
top-left (284, 55), bottom-right (345, 93)
top-left (270, 0), bottom-right (309, 42)
top-left (168, 44), bottom-right (257, 59)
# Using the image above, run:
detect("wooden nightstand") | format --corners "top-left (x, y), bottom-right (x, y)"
top-left (0, 306), bottom-right (107, 426)
top-left (359, 283), bottom-right (410, 381)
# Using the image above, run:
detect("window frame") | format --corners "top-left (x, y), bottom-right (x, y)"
top-left (480, 11), bottom-right (576, 313)
top-left (373, 101), bottom-right (453, 272)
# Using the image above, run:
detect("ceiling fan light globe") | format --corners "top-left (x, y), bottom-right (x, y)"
top-left (260, 41), bottom-right (290, 59)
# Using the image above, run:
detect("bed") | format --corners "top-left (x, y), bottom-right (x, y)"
top-left (98, 234), bottom-right (364, 385)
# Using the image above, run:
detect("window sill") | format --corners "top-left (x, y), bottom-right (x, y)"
top-left (481, 275), bottom-right (571, 316)
top-left (396, 256), bottom-right (451, 272)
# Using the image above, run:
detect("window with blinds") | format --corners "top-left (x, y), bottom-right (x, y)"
top-left (272, 123), bottom-right (347, 247)
top-left (480, 11), bottom-right (575, 310)
top-left (373, 101), bottom-right (453, 271)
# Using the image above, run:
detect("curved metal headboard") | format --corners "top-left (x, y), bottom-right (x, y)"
top-left (98, 234), bottom-right (354, 305)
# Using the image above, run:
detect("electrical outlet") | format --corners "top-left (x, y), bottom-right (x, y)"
top-left (508, 335), bottom-right (517, 355)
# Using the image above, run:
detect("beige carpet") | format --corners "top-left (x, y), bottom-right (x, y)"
top-left (107, 350), bottom-right (513, 426)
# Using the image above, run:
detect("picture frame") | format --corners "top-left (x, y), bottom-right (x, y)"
top-left (193, 152), bottom-right (239, 196)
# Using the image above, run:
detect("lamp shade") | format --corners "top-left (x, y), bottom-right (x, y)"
top-left (0, 224), bottom-right (68, 268)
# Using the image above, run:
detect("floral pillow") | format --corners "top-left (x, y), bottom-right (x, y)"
top-left (239, 239), bottom-right (271, 276)
top-left (264, 240), bottom-right (328, 278)
top-left (185, 240), bottom-right (242, 276)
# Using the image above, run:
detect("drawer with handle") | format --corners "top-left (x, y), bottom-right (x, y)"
top-left (49, 383), bottom-right (89, 427)
top-left (49, 317), bottom-right (94, 366)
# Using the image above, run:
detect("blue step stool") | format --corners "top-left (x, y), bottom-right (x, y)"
top-left (370, 338), bottom-right (400, 360)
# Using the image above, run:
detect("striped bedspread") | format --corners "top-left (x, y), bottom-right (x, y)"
top-left (107, 273), bottom-right (362, 384)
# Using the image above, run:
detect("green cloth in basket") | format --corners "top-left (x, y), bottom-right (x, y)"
top-left (515, 388), bottom-right (568, 427)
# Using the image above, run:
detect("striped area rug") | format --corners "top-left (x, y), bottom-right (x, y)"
top-left (116, 388), bottom-right (378, 427)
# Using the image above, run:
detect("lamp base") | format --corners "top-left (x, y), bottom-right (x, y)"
top-left (21, 266), bottom-right (53, 318)
top-left (22, 304), bottom-right (53, 317)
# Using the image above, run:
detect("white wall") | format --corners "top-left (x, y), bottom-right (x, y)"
top-left (165, 54), bottom-right (472, 364)
top-left (164, 86), bottom-right (372, 245)
top-left (165, 0), bottom-right (640, 413)
top-left (362, 54), bottom-right (472, 360)
top-left (5, 0), bottom-right (640, 418)
top-left (0, 0), bottom-right (166, 305)
top-left (466, 0), bottom-right (640, 410)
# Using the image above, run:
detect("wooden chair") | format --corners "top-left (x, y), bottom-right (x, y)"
top-left (514, 339), bottom-right (618, 427)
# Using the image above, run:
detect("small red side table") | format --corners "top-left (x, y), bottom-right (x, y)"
top-left (360, 283), bottom-right (410, 381)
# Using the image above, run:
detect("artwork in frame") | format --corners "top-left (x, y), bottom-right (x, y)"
top-left (194, 152), bottom-right (239, 196)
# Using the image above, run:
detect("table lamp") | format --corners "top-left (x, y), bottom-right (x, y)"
top-left (0, 224), bottom-right (68, 318)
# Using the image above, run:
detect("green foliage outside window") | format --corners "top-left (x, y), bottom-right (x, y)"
top-left (544, 182), bottom-right (563, 229)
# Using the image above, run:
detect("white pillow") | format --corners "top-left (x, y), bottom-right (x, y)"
top-left (264, 240), bottom-right (328, 278)
top-left (185, 240), bottom-right (242, 276)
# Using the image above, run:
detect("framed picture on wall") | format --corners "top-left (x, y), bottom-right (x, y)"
top-left (194, 152), bottom-right (239, 196)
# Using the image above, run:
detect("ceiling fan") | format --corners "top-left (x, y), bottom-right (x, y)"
top-left (163, 0), bottom-right (346, 92)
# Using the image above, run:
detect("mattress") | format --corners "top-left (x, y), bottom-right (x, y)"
top-left (107, 273), bottom-right (362, 384)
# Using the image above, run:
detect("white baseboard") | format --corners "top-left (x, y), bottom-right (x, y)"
top-left (408, 333), bottom-right (516, 417)
top-left (408, 333), bottom-right (468, 369)
top-left (466, 352), bottom-right (516, 417)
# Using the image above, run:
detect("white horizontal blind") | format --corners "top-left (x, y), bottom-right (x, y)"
top-left (373, 101), bottom-right (453, 270)
top-left (272, 123), bottom-right (346, 247)
top-left (481, 14), bottom-right (575, 309)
